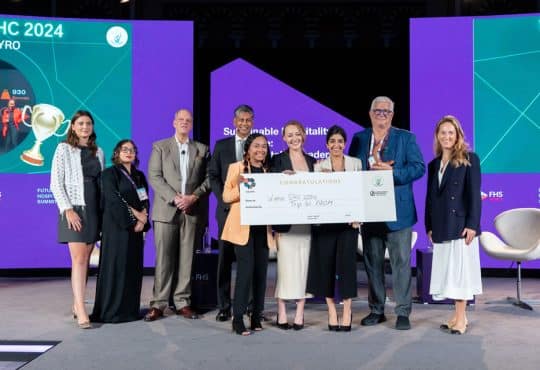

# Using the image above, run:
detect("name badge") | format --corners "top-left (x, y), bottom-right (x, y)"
top-left (136, 187), bottom-right (148, 201)
top-left (368, 155), bottom-right (376, 167)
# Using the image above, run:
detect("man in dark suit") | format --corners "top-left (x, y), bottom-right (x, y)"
top-left (145, 108), bottom-right (210, 321)
top-left (349, 96), bottom-right (425, 330)
top-left (209, 104), bottom-right (254, 322)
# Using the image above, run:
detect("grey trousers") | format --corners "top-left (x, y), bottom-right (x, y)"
top-left (150, 212), bottom-right (196, 310)
top-left (362, 226), bottom-right (412, 317)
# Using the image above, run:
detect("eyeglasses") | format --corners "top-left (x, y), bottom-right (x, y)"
top-left (372, 109), bottom-right (393, 117)
top-left (120, 148), bottom-right (136, 154)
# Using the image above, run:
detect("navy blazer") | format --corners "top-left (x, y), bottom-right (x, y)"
top-left (269, 150), bottom-right (316, 233)
top-left (349, 126), bottom-right (425, 231)
top-left (424, 152), bottom-right (482, 244)
top-left (209, 136), bottom-right (236, 225)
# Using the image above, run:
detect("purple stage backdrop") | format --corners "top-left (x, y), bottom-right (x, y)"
top-left (209, 58), bottom-right (364, 239)
top-left (410, 15), bottom-right (540, 269)
top-left (0, 17), bottom-right (193, 268)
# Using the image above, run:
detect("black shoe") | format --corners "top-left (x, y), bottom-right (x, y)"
top-left (328, 314), bottom-right (340, 332)
top-left (395, 316), bottom-right (411, 330)
top-left (340, 314), bottom-right (352, 332)
top-left (360, 313), bottom-right (386, 326)
top-left (232, 318), bottom-right (250, 336)
top-left (250, 314), bottom-right (263, 331)
top-left (276, 319), bottom-right (290, 330)
top-left (439, 323), bottom-right (452, 331)
top-left (216, 309), bottom-right (231, 322)
top-left (292, 316), bottom-right (304, 331)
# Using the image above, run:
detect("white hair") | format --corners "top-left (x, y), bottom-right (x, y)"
top-left (370, 96), bottom-right (394, 112)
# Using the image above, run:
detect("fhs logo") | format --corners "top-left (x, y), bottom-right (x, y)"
top-left (243, 178), bottom-right (256, 189)
top-left (481, 190), bottom-right (504, 202)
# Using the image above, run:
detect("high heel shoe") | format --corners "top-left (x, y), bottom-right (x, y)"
top-left (450, 325), bottom-right (467, 335)
top-left (440, 318), bottom-right (468, 331)
top-left (292, 316), bottom-right (304, 331)
top-left (250, 315), bottom-right (263, 331)
top-left (276, 319), bottom-right (291, 330)
top-left (77, 320), bottom-right (92, 329)
top-left (232, 318), bottom-right (251, 336)
top-left (340, 313), bottom-right (352, 332)
top-left (328, 313), bottom-right (339, 332)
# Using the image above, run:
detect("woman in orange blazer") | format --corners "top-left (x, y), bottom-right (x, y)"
top-left (221, 133), bottom-right (274, 336)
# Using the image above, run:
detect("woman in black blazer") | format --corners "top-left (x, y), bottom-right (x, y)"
top-left (425, 115), bottom-right (482, 335)
top-left (270, 120), bottom-right (316, 331)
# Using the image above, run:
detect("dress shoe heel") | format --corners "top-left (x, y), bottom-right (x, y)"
top-left (77, 320), bottom-right (91, 329)
top-left (450, 325), bottom-right (467, 335)
top-left (341, 314), bottom-right (352, 332)
top-left (143, 307), bottom-right (163, 322)
top-left (292, 315), bottom-right (304, 331)
top-left (232, 318), bottom-right (251, 336)
top-left (328, 315), bottom-right (340, 332)
top-left (276, 319), bottom-right (290, 330)
top-left (177, 306), bottom-right (199, 319)
top-left (216, 309), bottom-right (231, 322)
top-left (361, 313), bottom-right (387, 326)
top-left (250, 315), bottom-right (263, 331)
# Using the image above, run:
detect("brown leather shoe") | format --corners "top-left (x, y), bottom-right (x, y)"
top-left (144, 307), bottom-right (163, 322)
top-left (177, 306), bottom-right (199, 319)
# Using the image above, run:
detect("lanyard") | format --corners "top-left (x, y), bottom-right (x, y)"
top-left (118, 166), bottom-right (139, 192)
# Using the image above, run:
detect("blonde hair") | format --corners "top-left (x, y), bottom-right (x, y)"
top-left (282, 120), bottom-right (306, 143)
top-left (434, 115), bottom-right (470, 167)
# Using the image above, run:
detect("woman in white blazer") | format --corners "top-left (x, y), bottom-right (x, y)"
top-left (50, 110), bottom-right (104, 329)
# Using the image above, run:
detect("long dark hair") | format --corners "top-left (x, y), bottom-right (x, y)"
top-left (242, 133), bottom-right (271, 173)
top-left (65, 110), bottom-right (98, 156)
top-left (111, 139), bottom-right (139, 168)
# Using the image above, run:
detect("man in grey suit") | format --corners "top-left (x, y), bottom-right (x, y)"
top-left (144, 108), bottom-right (210, 321)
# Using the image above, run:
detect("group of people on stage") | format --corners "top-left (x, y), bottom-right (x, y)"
top-left (1, 98), bottom-right (28, 153)
top-left (50, 96), bottom-right (482, 336)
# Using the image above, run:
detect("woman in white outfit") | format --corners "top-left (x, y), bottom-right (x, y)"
top-left (425, 115), bottom-right (482, 335)
top-left (270, 120), bottom-right (316, 330)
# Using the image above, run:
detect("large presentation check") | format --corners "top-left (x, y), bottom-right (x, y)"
top-left (240, 171), bottom-right (396, 225)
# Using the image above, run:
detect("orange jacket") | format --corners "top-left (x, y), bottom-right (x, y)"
top-left (221, 161), bottom-right (275, 248)
top-left (2, 108), bottom-right (23, 137)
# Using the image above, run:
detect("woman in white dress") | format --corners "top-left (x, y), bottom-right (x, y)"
top-left (270, 120), bottom-right (316, 330)
top-left (425, 115), bottom-right (482, 335)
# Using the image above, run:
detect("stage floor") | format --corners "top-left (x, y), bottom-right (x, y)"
top-left (1, 263), bottom-right (540, 370)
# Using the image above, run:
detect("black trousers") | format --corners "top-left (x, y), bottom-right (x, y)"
top-left (233, 226), bottom-right (269, 319)
top-left (216, 208), bottom-right (235, 311)
top-left (307, 224), bottom-right (358, 299)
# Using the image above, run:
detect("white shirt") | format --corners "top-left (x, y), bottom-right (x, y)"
top-left (175, 136), bottom-right (190, 194)
top-left (235, 135), bottom-right (247, 161)
top-left (50, 143), bottom-right (105, 213)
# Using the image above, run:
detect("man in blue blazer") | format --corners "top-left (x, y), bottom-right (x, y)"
top-left (349, 96), bottom-right (425, 330)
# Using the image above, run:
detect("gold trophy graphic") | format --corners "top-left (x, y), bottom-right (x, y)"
top-left (20, 104), bottom-right (70, 166)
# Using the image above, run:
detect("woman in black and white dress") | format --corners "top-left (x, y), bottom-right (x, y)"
top-left (50, 110), bottom-right (104, 329)
top-left (425, 115), bottom-right (482, 335)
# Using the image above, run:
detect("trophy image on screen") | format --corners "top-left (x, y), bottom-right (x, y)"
top-left (20, 104), bottom-right (70, 166)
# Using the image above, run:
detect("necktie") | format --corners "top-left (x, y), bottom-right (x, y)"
top-left (236, 139), bottom-right (244, 161)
